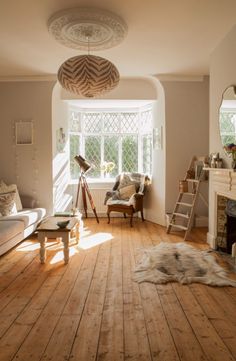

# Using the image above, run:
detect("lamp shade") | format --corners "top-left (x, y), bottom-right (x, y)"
top-left (58, 55), bottom-right (120, 98)
top-left (74, 155), bottom-right (91, 174)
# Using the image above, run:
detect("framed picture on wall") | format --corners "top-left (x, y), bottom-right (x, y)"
top-left (56, 127), bottom-right (66, 153)
top-left (153, 126), bottom-right (162, 150)
top-left (15, 121), bottom-right (33, 145)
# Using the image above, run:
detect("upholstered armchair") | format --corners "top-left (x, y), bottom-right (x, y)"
top-left (104, 172), bottom-right (150, 227)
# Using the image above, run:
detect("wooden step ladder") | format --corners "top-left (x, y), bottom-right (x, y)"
top-left (167, 156), bottom-right (208, 241)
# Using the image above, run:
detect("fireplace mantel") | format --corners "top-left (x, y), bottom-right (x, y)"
top-left (204, 167), bottom-right (236, 173)
top-left (206, 168), bottom-right (236, 249)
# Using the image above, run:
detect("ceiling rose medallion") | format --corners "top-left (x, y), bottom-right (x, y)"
top-left (48, 8), bottom-right (127, 97)
top-left (48, 8), bottom-right (127, 51)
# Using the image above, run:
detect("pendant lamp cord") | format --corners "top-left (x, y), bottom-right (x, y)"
top-left (87, 36), bottom-right (90, 55)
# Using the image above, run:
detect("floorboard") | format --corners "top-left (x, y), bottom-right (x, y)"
top-left (0, 218), bottom-right (235, 361)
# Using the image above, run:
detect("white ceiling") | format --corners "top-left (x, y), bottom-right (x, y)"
top-left (0, 0), bottom-right (236, 78)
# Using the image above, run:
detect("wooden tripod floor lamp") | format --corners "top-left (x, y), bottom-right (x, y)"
top-left (74, 155), bottom-right (99, 223)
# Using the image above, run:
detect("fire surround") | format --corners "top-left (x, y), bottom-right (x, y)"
top-left (206, 168), bottom-right (236, 249)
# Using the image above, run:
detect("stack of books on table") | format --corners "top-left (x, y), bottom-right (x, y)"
top-left (54, 211), bottom-right (72, 217)
top-left (54, 211), bottom-right (82, 219)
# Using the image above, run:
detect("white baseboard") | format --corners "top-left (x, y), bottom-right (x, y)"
top-left (207, 232), bottom-right (216, 249)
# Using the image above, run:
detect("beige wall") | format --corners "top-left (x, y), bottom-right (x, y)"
top-left (160, 78), bottom-right (209, 215)
top-left (52, 84), bottom-right (71, 212)
top-left (145, 79), bottom-right (166, 225)
top-left (0, 76), bottom-right (209, 224)
top-left (210, 24), bottom-right (236, 167)
top-left (207, 24), bottom-right (236, 241)
top-left (0, 81), bottom-right (55, 214)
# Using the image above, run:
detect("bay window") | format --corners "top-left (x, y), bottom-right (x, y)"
top-left (69, 105), bottom-right (153, 180)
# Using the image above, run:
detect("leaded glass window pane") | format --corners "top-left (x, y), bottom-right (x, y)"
top-left (84, 113), bottom-right (102, 133)
top-left (85, 136), bottom-right (101, 178)
top-left (104, 136), bottom-right (119, 177)
top-left (120, 113), bottom-right (139, 133)
top-left (70, 135), bottom-right (80, 179)
top-left (142, 134), bottom-right (152, 174)
top-left (69, 111), bottom-right (81, 132)
top-left (140, 110), bottom-right (152, 134)
top-left (103, 113), bottom-right (120, 133)
top-left (122, 135), bottom-right (138, 172)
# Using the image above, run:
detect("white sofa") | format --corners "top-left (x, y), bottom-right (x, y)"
top-left (0, 195), bottom-right (46, 256)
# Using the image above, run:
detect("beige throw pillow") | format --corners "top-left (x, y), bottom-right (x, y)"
top-left (0, 191), bottom-right (17, 216)
top-left (119, 184), bottom-right (136, 200)
top-left (118, 174), bottom-right (140, 192)
top-left (0, 180), bottom-right (22, 211)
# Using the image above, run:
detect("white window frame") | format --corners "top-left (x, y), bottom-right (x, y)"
top-left (69, 105), bottom-right (153, 181)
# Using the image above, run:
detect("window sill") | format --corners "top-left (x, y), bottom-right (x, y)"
top-left (70, 178), bottom-right (115, 186)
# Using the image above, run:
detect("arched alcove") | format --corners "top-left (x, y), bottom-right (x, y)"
top-left (52, 77), bottom-right (166, 225)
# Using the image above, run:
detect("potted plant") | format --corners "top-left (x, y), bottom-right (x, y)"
top-left (224, 143), bottom-right (236, 169)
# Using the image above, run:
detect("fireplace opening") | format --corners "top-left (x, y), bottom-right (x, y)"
top-left (216, 196), bottom-right (236, 254)
top-left (225, 200), bottom-right (236, 254)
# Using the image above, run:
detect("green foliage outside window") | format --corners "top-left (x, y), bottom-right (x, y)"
top-left (104, 136), bottom-right (119, 177)
top-left (122, 135), bottom-right (138, 172)
top-left (219, 111), bottom-right (236, 146)
top-left (85, 136), bottom-right (101, 178)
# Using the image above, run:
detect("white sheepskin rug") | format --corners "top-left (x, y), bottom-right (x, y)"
top-left (133, 242), bottom-right (236, 287)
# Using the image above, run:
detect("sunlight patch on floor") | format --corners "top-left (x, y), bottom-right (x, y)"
top-left (50, 246), bottom-right (79, 264)
top-left (16, 241), bottom-right (40, 252)
top-left (79, 232), bottom-right (113, 250)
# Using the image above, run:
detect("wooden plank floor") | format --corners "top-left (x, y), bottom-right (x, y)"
top-left (0, 218), bottom-right (235, 361)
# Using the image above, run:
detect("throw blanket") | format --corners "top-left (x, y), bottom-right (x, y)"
top-left (133, 242), bottom-right (236, 287)
top-left (104, 172), bottom-right (146, 205)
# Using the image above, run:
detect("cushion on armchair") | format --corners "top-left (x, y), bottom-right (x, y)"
top-left (117, 173), bottom-right (143, 192)
top-left (119, 184), bottom-right (136, 200)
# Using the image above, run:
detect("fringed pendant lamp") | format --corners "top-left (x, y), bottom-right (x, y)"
top-left (48, 8), bottom-right (127, 98)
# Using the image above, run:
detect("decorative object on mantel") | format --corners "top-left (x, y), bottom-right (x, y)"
top-left (209, 152), bottom-right (223, 168)
top-left (48, 8), bottom-right (127, 97)
top-left (133, 242), bottom-right (236, 286)
top-left (224, 143), bottom-right (236, 169)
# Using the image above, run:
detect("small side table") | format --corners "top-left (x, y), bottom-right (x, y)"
top-left (37, 216), bottom-right (81, 264)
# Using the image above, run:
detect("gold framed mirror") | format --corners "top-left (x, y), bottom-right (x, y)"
top-left (219, 85), bottom-right (236, 152)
